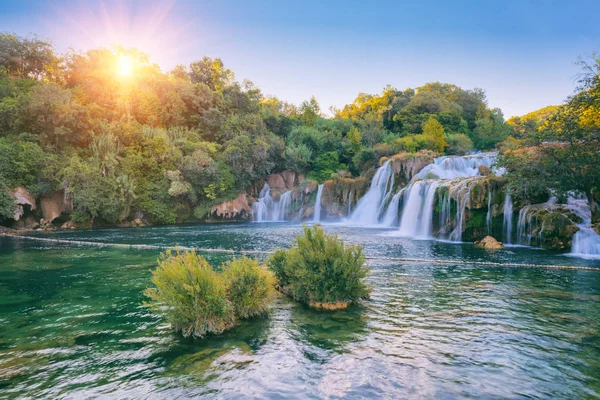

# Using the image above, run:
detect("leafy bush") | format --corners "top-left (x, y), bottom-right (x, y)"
top-left (446, 133), bottom-right (473, 155)
top-left (268, 225), bottom-right (370, 308)
top-left (145, 251), bottom-right (276, 338)
top-left (222, 256), bottom-right (276, 319)
top-left (145, 250), bottom-right (234, 338)
top-left (0, 181), bottom-right (16, 220)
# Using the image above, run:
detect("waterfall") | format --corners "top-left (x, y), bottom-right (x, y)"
top-left (252, 184), bottom-right (292, 222)
top-left (446, 179), bottom-right (472, 241)
top-left (567, 197), bottom-right (600, 259)
top-left (415, 152), bottom-right (497, 180)
top-left (503, 191), bottom-right (513, 244)
top-left (397, 181), bottom-right (440, 238)
top-left (393, 153), bottom-right (496, 239)
top-left (348, 161), bottom-right (394, 225)
top-left (381, 189), bottom-right (404, 227)
top-left (313, 184), bottom-right (324, 223)
top-left (486, 183), bottom-right (492, 233)
top-left (516, 205), bottom-right (537, 246)
top-left (347, 189), bottom-right (353, 216)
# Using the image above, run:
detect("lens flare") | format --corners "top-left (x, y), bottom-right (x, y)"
top-left (118, 54), bottom-right (133, 77)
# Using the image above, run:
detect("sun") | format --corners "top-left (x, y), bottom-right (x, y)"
top-left (117, 54), bottom-right (133, 77)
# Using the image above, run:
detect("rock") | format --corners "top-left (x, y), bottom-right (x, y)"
top-left (593, 223), bottom-right (600, 236)
top-left (474, 235), bottom-right (504, 249)
top-left (309, 301), bottom-right (351, 310)
top-left (388, 150), bottom-right (436, 186)
top-left (210, 193), bottom-right (252, 220)
top-left (39, 218), bottom-right (55, 231)
top-left (132, 218), bottom-right (145, 227)
top-left (304, 180), bottom-right (318, 194)
top-left (9, 187), bottom-right (36, 220)
top-left (281, 170), bottom-right (297, 189)
top-left (0, 225), bottom-right (16, 235)
top-left (41, 190), bottom-right (70, 223)
top-left (268, 174), bottom-right (286, 191)
top-left (61, 220), bottom-right (77, 229)
top-left (478, 165), bottom-right (491, 176)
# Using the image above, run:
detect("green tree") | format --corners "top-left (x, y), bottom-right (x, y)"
top-left (422, 116), bottom-right (447, 152)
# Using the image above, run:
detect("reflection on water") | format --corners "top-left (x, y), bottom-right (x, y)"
top-left (0, 223), bottom-right (599, 398)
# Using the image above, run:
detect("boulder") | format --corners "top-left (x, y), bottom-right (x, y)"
top-left (474, 235), bottom-right (504, 249)
top-left (281, 170), bottom-right (297, 189)
top-left (211, 193), bottom-right (252, 220)
top-left (309, 301), bottom-right (350, 310)
top-left (9, 187), bottom-right (36, 220)
top-left (61, 220), bottom-right (77, 229)
top-left (268, 174), bottom-right (287, 191)
top-left (41, 190), bottom-right (69, 223)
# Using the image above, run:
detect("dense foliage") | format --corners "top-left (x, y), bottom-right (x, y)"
top-left (268, 225), bottom-right (370, 307)
top-left (145, 250), bottom-right (275, 338)
top-left (498, 55), bottom-right (600, 220)
top-left (222, 256), bottom-right (276, 319)
top-left (0, 32), bottom-right (512, 226)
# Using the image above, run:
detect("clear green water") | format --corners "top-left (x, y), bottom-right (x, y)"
top-left (1, 223), bottom-right (600, 398)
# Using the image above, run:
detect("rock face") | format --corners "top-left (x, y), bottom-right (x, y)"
top-left (474, 235), bottom-right (504, 249)
top-left (210, 193), bottom-right (252, 220)
top-left (41, 190), bottom-right (70, 223)
top-left (9, 187), bottom-right (36, 220)
top-left (268, 174), bottom-right (287, 191)
top-left (386, 150), bottom-right (436, 189)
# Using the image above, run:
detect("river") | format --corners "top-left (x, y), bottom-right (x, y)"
top-left (0, 223), bottom-right (599, 398)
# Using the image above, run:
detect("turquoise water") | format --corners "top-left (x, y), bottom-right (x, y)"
top-left (1, 223), bottom-right (599, 398)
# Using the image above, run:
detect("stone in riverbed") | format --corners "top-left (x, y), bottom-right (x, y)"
top-left (474, 235), bottom-right (504, 249)
top-left (309, 301), bottom-right (351, 310)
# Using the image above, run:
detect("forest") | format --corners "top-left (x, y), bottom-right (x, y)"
top-left (0, 32), bottom-right (598, 229)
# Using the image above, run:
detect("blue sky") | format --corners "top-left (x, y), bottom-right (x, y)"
top-left (1, 0), bottom-right (599, 117)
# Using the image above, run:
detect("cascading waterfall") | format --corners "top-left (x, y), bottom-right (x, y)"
top-left (397, 181), bottom-right (440, 238)
top-left (567, 197), bottom-right (600, 259)
top-left (381, 189), bottom-right (405, 227)
top-left (393, 153), bottom-right (497, 239)
top-left (503, 191), bottom-right (513, 244)
top-left (348, 161), bottom-right (394, 225)
top-left (313, 184), bottom-right (324, 223)
top-left (516, 205), bottom-right (537, 246)
top-left (252, 184), bottom-right (292, 222)
top-left (415, 152), bottom-right (497, 180)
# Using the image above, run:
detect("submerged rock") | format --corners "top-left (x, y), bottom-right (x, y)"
top-left (474, 235), bottom-right (504, 249)
top-left (309, 301), bottom-right (350, 310)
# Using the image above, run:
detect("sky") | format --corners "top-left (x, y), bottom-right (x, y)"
top-left (1, 0), bottom-right (599, 118)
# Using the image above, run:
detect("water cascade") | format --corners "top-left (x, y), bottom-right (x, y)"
top-left (414, 152), bottom-right (497, 180)
top-left (313, 184), bottom-right (324, 223)
top-left (381, 189), bottom-right (404, 226)
top-left (503, 192), bottom-right (513, 244)
top-left (567, 197), bottom-right (600, 258)
top-left (397, 181), bottom-right (440, 238)
top-left (394, 153), bottom-right (497, 239)
top-left (516, 205), bottom-right (538, 246)
top-left (252, 184), bottom-right (292, 222)
top-left (348, 161), bottom-right (394, 225)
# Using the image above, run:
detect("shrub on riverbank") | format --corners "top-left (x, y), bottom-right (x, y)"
top-left (145, 250), bottom-right (275, 338)
top-left (269, 225), bottom-right (371, 309)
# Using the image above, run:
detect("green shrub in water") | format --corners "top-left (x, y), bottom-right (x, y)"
top-left (269, 225), bottom-right (371, 309)
top-left (222, 256), bottom-right (276, 319)
top-left (145, 250), bottom-right (275, 338)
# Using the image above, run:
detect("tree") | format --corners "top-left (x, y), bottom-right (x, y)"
top-left (422, 116), bottom-right (447, 152)
top-left (188, 57), bottom-right (233, 91)
top-left (498, 53), bottom-right (600, 218)
top-left (0, 33), bottom-right (59, 80)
